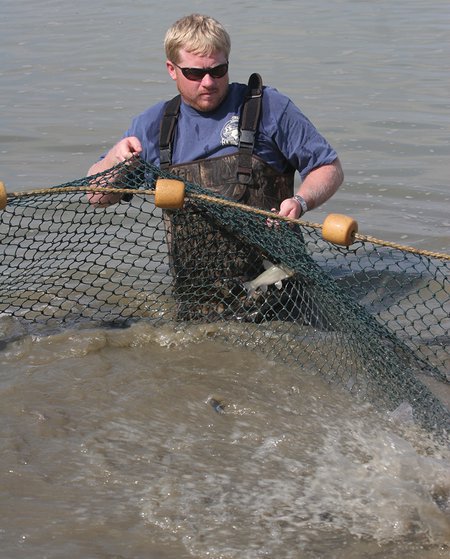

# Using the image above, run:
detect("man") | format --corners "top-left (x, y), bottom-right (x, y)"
top-left (88, 13), bottom-right (343, 218)
top-left (87, 14), bottom-right (344, 322)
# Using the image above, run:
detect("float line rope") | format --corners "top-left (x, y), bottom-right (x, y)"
top-left (6, 186), bottom-right (450, 261)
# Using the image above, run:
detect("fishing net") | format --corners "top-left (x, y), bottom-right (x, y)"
top-left (0, 161), bottom-right (449, 439)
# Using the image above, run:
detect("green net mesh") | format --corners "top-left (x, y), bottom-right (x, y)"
top-left (0, 161), bottom-right (449, 439)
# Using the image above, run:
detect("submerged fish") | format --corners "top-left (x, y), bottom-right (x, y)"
top-left (244, 260), bottom-right (295, 296)
top-left (208, 397), bottom-right (226, 414)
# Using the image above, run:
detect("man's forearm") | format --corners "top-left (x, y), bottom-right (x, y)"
top-left (88, 158), bottom-right (114, 177)
top-left (296, 158), bottom-right (344, 211)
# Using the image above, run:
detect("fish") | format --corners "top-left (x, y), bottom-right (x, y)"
top-left (243, 259), bottom-right (295, 296)
top-left (208, 397), bottom-right (226, 414)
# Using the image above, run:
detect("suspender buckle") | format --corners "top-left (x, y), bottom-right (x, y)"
top-left (239, 129), bottom-right (255, 147)
top-left (159, 147), bottom-right (172, 168)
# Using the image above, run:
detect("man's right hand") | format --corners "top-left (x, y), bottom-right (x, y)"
top-left (88, 137), bottom-right (143, 176)
top-left (87, 137), bottom-right (143, 207)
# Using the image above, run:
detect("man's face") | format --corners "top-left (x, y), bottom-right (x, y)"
top-left (166, 49), bottom-right (229, 112)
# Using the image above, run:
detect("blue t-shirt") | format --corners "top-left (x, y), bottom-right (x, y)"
top-left (123, 82), bottom-right (337, 179)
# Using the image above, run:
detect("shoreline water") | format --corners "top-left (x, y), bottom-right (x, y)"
top-left (1, 2), bottom-right (449, 557)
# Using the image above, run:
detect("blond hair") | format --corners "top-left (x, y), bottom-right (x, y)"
top-left (164, 14), bottom-right (231, 63)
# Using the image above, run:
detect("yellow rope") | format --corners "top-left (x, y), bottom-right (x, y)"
top-left (6, 185), bottom-right (450, 261)
top-left (189, 192), bottom-right (450, 260)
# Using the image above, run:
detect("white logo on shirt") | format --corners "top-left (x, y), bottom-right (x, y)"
top-left (221, 116), bottom-right (239, 146)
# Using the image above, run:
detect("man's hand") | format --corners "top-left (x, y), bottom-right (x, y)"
top-left (278, 197), bottom-right (303, 219)
top-left (87, 137), bottom-right (143, 207)
top-left (105, 137), bottom-right (143, 166)
top-left (88, 137), bottom-right (143, 176)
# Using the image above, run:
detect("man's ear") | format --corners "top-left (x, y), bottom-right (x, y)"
top-left (166, 60), bottom-right (177, 80)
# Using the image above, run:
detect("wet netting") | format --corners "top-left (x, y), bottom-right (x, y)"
top-left (0, 161), bottom-right (449, 439)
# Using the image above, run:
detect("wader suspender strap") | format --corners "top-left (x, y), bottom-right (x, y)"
top-left (158, 73), bottom-right (263, 179)
top-left (159, 95), bottom-right (181, 170)
top-left (237, 73), bottom-right (263, 184)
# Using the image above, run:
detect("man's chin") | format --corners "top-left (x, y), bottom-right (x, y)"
top-left (194, 94), bottom-right (225, 112)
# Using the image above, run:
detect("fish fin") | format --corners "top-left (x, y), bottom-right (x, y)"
top-left (243, 281), bottom-right (253, 295)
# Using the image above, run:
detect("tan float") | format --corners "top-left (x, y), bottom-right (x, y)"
top-left (0, 181), bottom-right (7, 211)
top-left (154, 178), bottom-right (185, 209)
top-left (322, 213), bottom-right (358, 246)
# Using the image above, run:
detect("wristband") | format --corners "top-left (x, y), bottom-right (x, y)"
top-left (293, 194), bottom-right (308, 216)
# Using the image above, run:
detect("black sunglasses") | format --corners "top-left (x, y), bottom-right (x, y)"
top-left (172, 61), bottom-right (229, 81)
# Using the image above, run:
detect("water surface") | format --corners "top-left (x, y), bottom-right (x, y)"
top-left (1, 1), bottom-right (450, 558)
